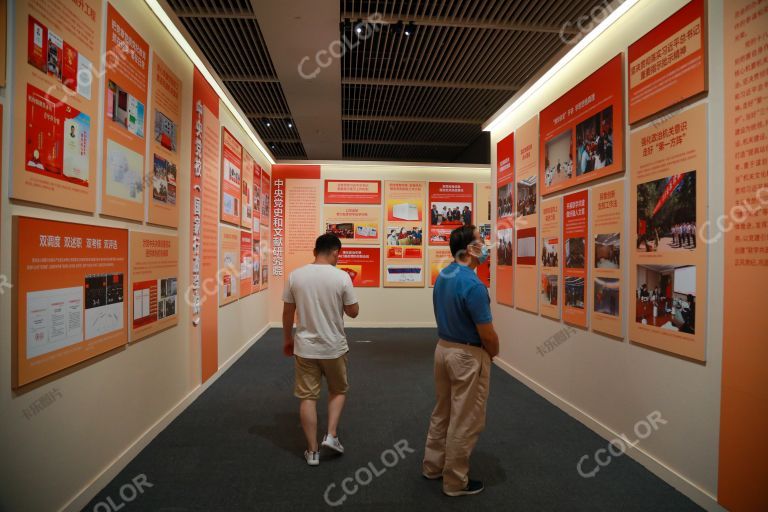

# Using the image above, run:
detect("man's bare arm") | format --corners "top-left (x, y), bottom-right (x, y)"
top-left (282, 302), bottom-right (297, 355)
top-left (343, 302), bottom-right (360, 319)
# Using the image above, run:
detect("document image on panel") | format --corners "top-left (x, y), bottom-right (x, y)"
top-left (84, 273), bottom-right (125, 339)
top-left (26, 287), bottom-right (84, 359)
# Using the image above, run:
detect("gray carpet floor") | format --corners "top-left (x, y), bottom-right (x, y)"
top-left (84, 328), bottom-right (702, 511)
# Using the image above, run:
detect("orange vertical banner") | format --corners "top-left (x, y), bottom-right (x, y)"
top-left (563, 190), bottom-right (588, 327)
top-left (718, 1), bottom-right (768, 509)
top-left (189, 68), bottom-right (219, 383)
top-left (590, 181), bottom-right (624, 337)
top-left (101, 3), bottom-right (150, 221)
top-left (514, 116), bottom-right (540, 313)
top-left (495, 132), bottom-right (515, 306)
top-left (540, 197), bottom-right (562, 320)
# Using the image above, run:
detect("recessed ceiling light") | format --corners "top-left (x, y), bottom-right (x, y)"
top-left (288, 121), bottom-right (293, 128)
top-left (404, 21), bottom-right (415, 36)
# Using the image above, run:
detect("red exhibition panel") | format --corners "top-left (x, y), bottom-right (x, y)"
top-left (563, 190), bottom-right (589, 328)
top-left (539, 54), bottom-right (624, 196)
top-left (428, 182), bottom-right (474, 246)
top-left (337, 247), bottom-right (381, 287)
top-left (324, 180), bottom-right (382, 204)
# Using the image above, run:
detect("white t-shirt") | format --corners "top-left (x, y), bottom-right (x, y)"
top-left (282, 263), bottom-right (358, 359)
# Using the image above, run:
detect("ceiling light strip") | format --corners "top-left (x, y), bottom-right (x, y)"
top-left (144, 0), bottom-right (276, 165)
top-left (482, 0), bottom-right (640, 133)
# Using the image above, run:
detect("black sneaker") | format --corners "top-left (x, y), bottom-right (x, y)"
top-left (444, 479), bottom-right (484, 497)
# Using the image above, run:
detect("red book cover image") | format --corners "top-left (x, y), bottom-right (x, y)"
top-left (25, 84), bottom-right (91, 186)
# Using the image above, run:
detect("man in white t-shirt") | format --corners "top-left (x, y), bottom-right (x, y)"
top-left (282, 233), bottom-right (360, 466)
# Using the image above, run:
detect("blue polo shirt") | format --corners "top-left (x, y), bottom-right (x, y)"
top-left (433, 262), bottom-right (492, 347)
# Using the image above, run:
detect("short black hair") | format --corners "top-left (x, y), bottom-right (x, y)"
top-left (449, 225), bottom-right (477, 257)
top-left (315, 233), bottom-right (342, 254)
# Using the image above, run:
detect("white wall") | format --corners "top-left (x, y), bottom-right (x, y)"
top-left (488, 0), bottom-right (724, 509)
top-left (267, 162), bottom-right (491, 327)
top-left (0, 1), bottom-right (272, 511)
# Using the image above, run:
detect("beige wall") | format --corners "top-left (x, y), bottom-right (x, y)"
top-left (0, 1), bottom-right (272, 511)
top-left (267, 162), bottom-right (491, 327)
top-left (488, 0), bottom-right (724, 509)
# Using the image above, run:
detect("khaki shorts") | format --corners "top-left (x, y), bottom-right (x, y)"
top-left (294, 353), bottom-right (349, 400)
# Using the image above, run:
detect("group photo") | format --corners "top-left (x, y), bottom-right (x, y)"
top-left (431, 202), bottom-right (472, 227)
top-left (516, 176), bottom-right (537, 217)
top-left (636, 171), bottom-right (697, 253)
top-left (387, 226), bottom-right (423, 246)
top-left (636, 264), bottom-right (696, 334)
top-left (543, 129), bottom-right (573, 188)
top-left (565, 237), bottom-right (585, 269)
top-left (541, 238), bottom-right (559, 267)
top-left (575, 105), bottom-right (614, 175)
top-left (497, 228), bottom-right (514, 266)
top-left (497, 183), bottom-right (514, 218)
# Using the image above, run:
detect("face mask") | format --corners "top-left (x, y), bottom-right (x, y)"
top-left (477, 243), bottom-right (490, 264)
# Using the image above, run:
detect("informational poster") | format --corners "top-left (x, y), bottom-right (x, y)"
top-left (629, 103), bottom-right (707, 360)
top-left (251, 226), bottom-right (261, 290)
top-left (323, 205), bottom-right (381, 245)
top-left (240, 230), bottom-right (253, 298)
top-left (148, 53), bottom-right (181, 228)
top-left (338, 247), bottom-right (381, 287)
top-left (591, 181), bottom-right (624, 338)
top-left (274, 166), bottom-right (322, 280)
top-left (253, 163), bottom-right (262, 228)
top-left (540, 197), bottom-right (562, 320)
top-left (514, 117), bottom-right (539, 313)
top-left (324, 180), bottom-right (382, 204)
top-left (563, 190), bottom-right (588, 327)
top-left (261, 170), bottom-right (271, 228)
top-left (241, 150), bottom-right (254, 230)
top-left (476, 183), bottom-right (492, 288)
top-left (220, 127), bottom-right (242, 226)
top-left (219, 226), bottom-right (240, 306)
top-left (12, 0), bottom-right (103, 212)
top-left (189, 68), bottom-right (219, 383)
top-left (496, 132), bottom-right (515, 306)
top-left (719, 3), bottom-right (768, 509)
top-left (628, 0), bottom-right (706, 124)
top-left (101, 3), bottom-right (150, 221)
top-left (130, 232), bottom-right (178, 342)
top-left (429, 182), bottom-right (474, 245)
top-left (260, 225), bottom-right (270, 290)
top-left (428, 247), bottom-right (454, 287)
top-left (540, 54), bottom-right (624, 195)
top-left (383, 180), bottom-right (425, 288)
top-left (13, 217), bottom-right (128, 387)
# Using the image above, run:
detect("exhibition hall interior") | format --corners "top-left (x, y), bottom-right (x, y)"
top-left (0, 0), bottom-right (766, 510)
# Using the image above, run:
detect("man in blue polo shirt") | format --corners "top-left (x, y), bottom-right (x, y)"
top-left (422, 225), bottom-right (500, 497)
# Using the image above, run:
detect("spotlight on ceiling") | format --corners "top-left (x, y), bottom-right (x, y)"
top-left (355, 19), bottom-right (364, 34)
top-left (404, 21), bottom-right (415, 36)
top-left (263, 118), bottom-right (271, 128)
top-left (287, 121), bottom-right (293, 129)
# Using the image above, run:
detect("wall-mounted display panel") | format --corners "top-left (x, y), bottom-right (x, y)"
top-left (496, 132), bottom-right (515, 306)
top-left (130, 232), bottom-right (178, 342)
top-left (428, 182), bottom-right (474, 245)
top-left (383, 181), bottom-right (425, 288)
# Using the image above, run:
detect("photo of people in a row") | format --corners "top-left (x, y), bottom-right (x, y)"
top-left (575, 106), bottom-right (614, 175)
top-left (387, 227), bottom-right (422, 246)
top-left (326, 223), bottom-right (355, 239)
top-left (431, 203), bottom-right (472, 226)
top-left (541, 238), bottom-right (559, 268)
top-left (497, 183), bottom-right (514, 218)
top-left (544, 129), bottom-right (573, 188)
top-left (517, 176), bottom-right (537, 217)
top-left (497, 228), bottom-right (514, 267)
top-left (565, 237), bottom-right (585, 269)
top-left (595, 233), bottom-right (620, 269)
top-left (636, 264), bottom-right (696, 334)
top-left (636, 170), bottom-right (697, 253)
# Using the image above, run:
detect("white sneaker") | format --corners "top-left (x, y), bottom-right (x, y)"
top-left (321, 434), bottom-right (345, 454)
top-left (304, 450), bottom-right (319, 466)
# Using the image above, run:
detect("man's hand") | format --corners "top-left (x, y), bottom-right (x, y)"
top-left (283, 339), bottom-right (294, 357)
top-left (282, 302), bottom-right (297, 357)
top-left (476, 322), bottom-right (500, 359)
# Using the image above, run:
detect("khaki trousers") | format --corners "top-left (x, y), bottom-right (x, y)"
top-left (423, 339), bottom-right (491, 492)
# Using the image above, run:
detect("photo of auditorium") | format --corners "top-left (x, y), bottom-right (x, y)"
top-left (516, 176), bottom-right (537, 216)
top-left (543, 129), bottom-right (573, 188)
top-left (595, 233), bottom-right (620, 268)
top-left (565, 276), bottom-right (585, 309)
